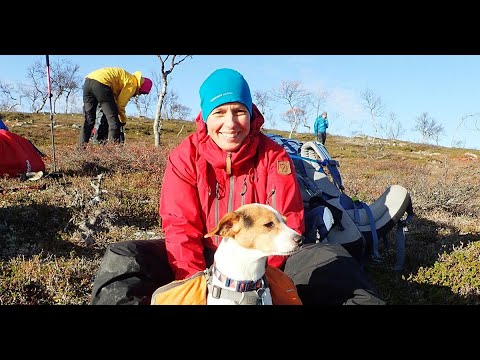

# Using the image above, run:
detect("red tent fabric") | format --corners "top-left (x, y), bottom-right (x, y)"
top-left (0, 129), bottom-right (45, 178)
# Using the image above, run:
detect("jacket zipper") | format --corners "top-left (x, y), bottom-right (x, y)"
top-left (228, 176), bottom-right (234, 212)
top-left (226, 151), bottom-right (232, 175)
top-left (266, 188), bottom-right (276, 209)
top-left (226, 151), bottom-right (234, 212)
top-left (214, 182), bottom-right (220, 245)
top-left (240, 177), bottom-right (247, 206)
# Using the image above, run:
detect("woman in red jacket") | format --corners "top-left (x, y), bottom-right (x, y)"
top-left (90, 68), bottom-right (305, 304)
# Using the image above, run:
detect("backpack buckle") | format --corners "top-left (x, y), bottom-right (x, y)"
top-left (255, 288), bottom-right (266, 305)
top-left (211, 285), bottom-right (222, 299)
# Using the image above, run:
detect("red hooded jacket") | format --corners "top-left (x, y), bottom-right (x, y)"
top-left (159, 104), bottom-right (305, 280)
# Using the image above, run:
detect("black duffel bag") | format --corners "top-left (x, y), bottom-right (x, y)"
top-left (283, 243), bottom-right (385, 305)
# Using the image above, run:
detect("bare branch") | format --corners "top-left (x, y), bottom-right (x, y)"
top-left (457, 112), bottom-right (480, 132)
top-left (153, 55), bottom-right (193, 146)
top-left (309, 88), bottom-right (329, 118)
top-left (360, 88), bottom-right (385, 140)
top-left (0, 81), bottom-right (22, 111)
top-left (253, 90), bottom-right (275, 129)
top-left (413, 112), bottom-right (445, 144)
top-left (271, 80), bottom-right (311, 137)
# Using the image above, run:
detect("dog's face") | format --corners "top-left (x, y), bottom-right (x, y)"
top-left (205, 203), bottom-right (303, 256)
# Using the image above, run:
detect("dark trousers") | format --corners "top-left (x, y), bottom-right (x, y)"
top-left (79, 78), bottom-right (123, 146)
top-left (90, 239), bottom-right (215, 305)
top-left (92, 105), bottom-right (124, 144)
top-left (316, 132), bottom-right (327, 145)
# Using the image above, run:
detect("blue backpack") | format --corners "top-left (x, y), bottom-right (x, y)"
top-left (266, 133), bottom-right (414, 270)
top-left (0, 116), bottom-right (9, 131)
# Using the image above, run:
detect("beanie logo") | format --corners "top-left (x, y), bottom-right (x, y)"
top-left (210, 92), bottom-right (234, 103)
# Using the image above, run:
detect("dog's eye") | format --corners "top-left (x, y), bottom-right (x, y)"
top-left (264, 221), bottom-right (274, 228)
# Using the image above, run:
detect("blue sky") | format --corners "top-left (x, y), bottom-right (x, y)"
top-left (0, 55), bottom-right (479, 150)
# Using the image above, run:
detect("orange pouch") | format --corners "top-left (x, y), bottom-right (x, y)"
top-left (265, 265), bottom-right (302, 305)
top-left (151, 266), bottom-right (302, 305)
top-left (151, 270), bottom-right (207, 305)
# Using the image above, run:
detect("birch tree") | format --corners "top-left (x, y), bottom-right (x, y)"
top-left (452, 112), bottom-right (480, 148)
top-left (21, 57), bottom-right (81, 116)
top-left (0, 81), bottom-right (22, 111)
top-left (360, 88), bottom-right (385, 142)
top-left (282, 107), bottom-right (307, 136)
top-left (253, 90), bottom-right (275, 129)
top-left (310, 88), bottom-right (329, 117)
top-left (23, 59), bottom-right (49, 113)
top-left (153, 55), bottom-right (192, 147)
top-left (132, 71), bottom-right (158, 118)
top-left (413, 112), bottom-right (445, 144)
top-left (382, 111), bottom-right (405, 140)
top-left (271, 80), bottom-right (310, 138)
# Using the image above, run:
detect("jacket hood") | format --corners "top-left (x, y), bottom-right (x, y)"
top-left (133, 71), bottom-right (142, 93)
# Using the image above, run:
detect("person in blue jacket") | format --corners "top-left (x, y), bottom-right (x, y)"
top-left (314, 111), bottom-right (329, 145)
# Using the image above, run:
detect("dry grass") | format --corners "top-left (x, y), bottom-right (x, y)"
top-left (1, 112), bottom-right (479, 305)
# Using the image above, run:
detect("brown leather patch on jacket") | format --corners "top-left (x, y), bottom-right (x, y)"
top-left (277, 160), bottom-right (291, 175)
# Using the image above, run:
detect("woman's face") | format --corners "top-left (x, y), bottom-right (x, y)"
top-left (206, 102), bottom-right (251, 151)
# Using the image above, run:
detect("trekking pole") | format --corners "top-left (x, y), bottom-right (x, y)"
top-left (45, 55), bottom-right (57, 173)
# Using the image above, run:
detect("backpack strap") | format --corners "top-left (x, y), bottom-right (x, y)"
top-left (356, 201), bottom-right (381, 261)
top-left (290, 155), bottom-right (324, 198)
top-left (348, 198), bottom-right (370, 268)
top-left (207, 283), bottom-right (267, 305)
top-left (306, 205), bottom-right (335, 241)
top-left (300, 142), bottom-right (345, 191)
top-left (321, 159), bottom-right (345, 192)
top-left (283, 139), bottom-right (302, 155)
top-left (392, 204), bottom-right (415, 271)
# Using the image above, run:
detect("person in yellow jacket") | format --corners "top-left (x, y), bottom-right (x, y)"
top-left (78, 67), bottom-right (153, 146)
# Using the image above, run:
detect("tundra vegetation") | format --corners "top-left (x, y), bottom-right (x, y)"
top-left (0, 112), bottom-right (479, 305)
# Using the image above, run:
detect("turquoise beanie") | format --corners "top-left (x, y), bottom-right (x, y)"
top-left (199, 68), bottom-right (253, 122)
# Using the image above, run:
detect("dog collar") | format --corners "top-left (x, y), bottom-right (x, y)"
top-left (212, 264), bottom-right (268, 292)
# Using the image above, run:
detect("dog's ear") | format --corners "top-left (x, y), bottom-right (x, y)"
top-left (204, 211), bottom-right (241, 238)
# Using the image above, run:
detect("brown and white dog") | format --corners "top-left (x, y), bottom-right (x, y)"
top-left (204, 203), bottom-right (303, 305)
